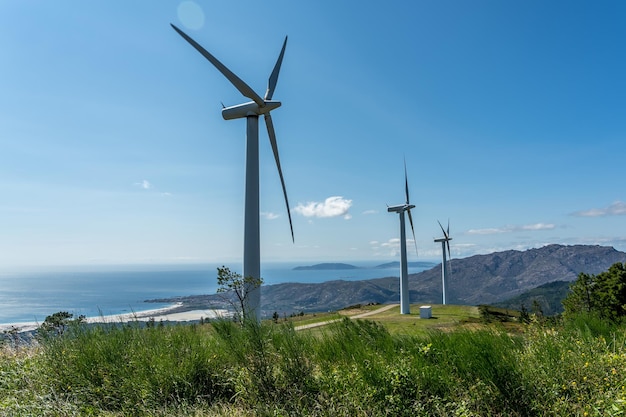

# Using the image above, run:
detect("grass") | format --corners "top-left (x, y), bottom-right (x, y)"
top-left (2, 306), bottom-right (626, 416)
top-left (334, 303), bottom-right (481, 335)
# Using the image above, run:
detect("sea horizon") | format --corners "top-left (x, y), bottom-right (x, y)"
top-left (0, 260), bottom-right (437, 325)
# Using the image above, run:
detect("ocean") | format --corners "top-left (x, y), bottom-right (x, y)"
top-left (0, 261), bottom-right (434, 325)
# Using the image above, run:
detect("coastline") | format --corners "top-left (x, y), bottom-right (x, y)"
top-left (0, 303), bottom-right (229, 334)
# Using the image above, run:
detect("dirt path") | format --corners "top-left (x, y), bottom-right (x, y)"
top-left (294, 303), bottom-right (399, 331)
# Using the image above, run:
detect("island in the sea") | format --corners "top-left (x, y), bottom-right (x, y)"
top-left (293, 261), bottom-right (438, 271)
top-left (374, 261), bottom-right (438, 269)
top-left (293, 263), bottom-right (359, 271)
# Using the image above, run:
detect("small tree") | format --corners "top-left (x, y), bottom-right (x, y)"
top-left (216, 266), bottom-right (263, 323)
top-left (39, 311), bottom-right (85, 336)
top-left (563, 271), bottom-right (595, 314)
top-left (519, 304), bottom-right (530, 324)
top-left (2, 326), bottom-right (21, 350)
top-left (563, 262), bottom-right (626, 322)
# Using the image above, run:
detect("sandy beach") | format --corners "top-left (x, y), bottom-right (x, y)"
top-left (0, 303), bottom-right (229, 334)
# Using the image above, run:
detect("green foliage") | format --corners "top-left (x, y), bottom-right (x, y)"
top-left (478, 304), bottom-right (520, 322)
top-left (563, 262), bottom-right (626, 322)
top-left (216, 266), bottom-right (263, 322)
top-left (211, 319), bottom-right (318, 413)
top-left (494, 280), bottom-right (571, 316)
top-left (4, 313), bottom-right (626, 415)
top-left (40, 322), bottom-right (233, 412)
top-left (38, 311), bottom-right (85, 336)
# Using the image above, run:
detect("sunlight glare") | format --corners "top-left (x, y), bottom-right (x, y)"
top-left (177, 1), bottom-right (205, 30)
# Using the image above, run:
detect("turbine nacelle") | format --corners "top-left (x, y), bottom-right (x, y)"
top-left (387, 204), bottom-right (415, 213)
top-left (222, 100), bottom-right (282, 120)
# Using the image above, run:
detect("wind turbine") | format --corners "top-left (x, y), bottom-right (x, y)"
top-left (387, 162), bottom-right (417, 315)
top-left (171, 24), bottom-right (293, 322)
top-left (434, 220), bottom-right (452, 304)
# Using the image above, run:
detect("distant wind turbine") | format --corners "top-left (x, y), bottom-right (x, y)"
top-left (387, 161), bottom-right (417, 315)
top-left (434, 220), bottom-right (452, 304)
top-left (171, 24), bottom-right (293, 322)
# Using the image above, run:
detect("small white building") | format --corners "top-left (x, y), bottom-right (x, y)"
top-left (420, 305), bottom-right (432, 319)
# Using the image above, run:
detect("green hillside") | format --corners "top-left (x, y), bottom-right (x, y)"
top-left (492, 280), bottom-right (571, 315)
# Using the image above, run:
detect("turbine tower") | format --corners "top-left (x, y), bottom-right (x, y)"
top-left (387, 162), bottom-right (417, 315)
top-left (434, 220), bottom-right (452, 304)
top-left (171, 24), bottom-right (293, 322)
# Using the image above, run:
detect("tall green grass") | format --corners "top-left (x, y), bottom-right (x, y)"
top-left (39, 321), bottom-right (233, 414)
top-left (2, 314), bottom-right (626, 416)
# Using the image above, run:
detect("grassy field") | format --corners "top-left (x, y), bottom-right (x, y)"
top-left (355, 304), bottom-right (481, 335)
top-left (2, 304), bottom-right (626, 416)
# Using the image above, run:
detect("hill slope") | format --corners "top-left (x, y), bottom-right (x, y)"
top-left (492, 280), bottom-right (571, 316)
top-left (150, 244), bottom-right (626, 316)
top-left (431, 244), bottom-right (626, 305)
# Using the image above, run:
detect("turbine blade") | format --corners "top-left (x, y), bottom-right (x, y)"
top-left (404, 159), bottom-right (410, 205)
top-left (265, 36), bottom-right (288, 101)
top-left (437, 220), bottom-right (447, 238)
top-left (446, 240), bottom-right (451, 258)
top-left (264, 113), bottom-right (294, 242)
top-left (170, 24), bottom-right (265, 107)
top-left (407, 208), bottom-right (418, 257)
top-left (447, 218), bottom-right (450, 236)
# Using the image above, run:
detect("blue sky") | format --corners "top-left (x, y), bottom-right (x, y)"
top-left (1, 1), bottom-right (625, 269)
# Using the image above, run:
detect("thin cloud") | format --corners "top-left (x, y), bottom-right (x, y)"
top-left (571, 201), bottom-right (626, 217)
top-left (293, 196), bottom-right (352, 219)
top-left (467, 223), bottom-right (555, 235)
top-left (134, 180), bottom-right (172, 196)
top-left (261, 212), bottom-right (280, 220)
top-left (362, 209), bottom-right (379, 215)
top-left (379, 237), bottom-right (416, 257)
top-left (134, 180), bottom-right (152, 190)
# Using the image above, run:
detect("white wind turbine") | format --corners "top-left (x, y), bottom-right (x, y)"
top-left (434, 220), bottom-right (452, 304)
top-left (171, 24), bottom-right (293, 322)
top-left (387, 162), bottom-right (417, 315)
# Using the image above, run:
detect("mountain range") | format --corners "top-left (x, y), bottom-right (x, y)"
top-left (150, 244), bottom-right (626, 317)
top-left (292, 261), bottom-right (437, 270)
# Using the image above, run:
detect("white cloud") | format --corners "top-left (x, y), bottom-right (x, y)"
top-left (293, 196), bottom-right (352, 219)
top-left (571, 201), bottom-right (626, 217)
top-left (362, 209), bottom-right (378, 215)
top-left (134, 180), bottom-right (152, 190)
top-left (261, 212), bottom-right (280, 220)
top-left (133, 180), bottom-right (172, 196)
top-left (382, 238), bottom-right (401, 247)
top-left (379, 237), bottom-right (417, 257)
top-left (467, 227), bottom-right (507, 235)
top-left (467, 223), bottom-right (555, 235)
top-left (519, 223), bottom-right (554, 231)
